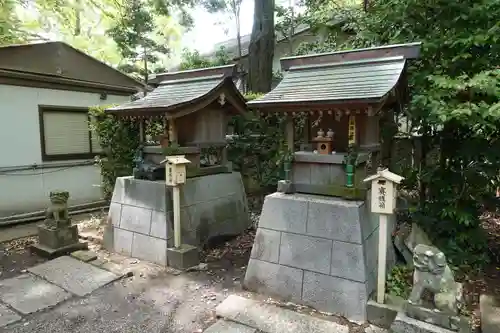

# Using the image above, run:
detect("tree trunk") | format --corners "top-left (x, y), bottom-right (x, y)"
top-left (248, 0), bottom-right (275, 93)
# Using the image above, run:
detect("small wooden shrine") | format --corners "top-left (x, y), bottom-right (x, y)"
top-left (248, 42), bottom-right (421, 199)
top-left (106, 65), bottom-right (247, 180)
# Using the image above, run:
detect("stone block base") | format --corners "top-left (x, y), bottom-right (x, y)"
top-left (391, 312), bottom-right (457, 333)
top-left (167, 244), bottom-right (199, 270)
top-left (30, 241), bottom-right (88, 259)
top-left (243, 192), bottom-right (396, 323)
top-left (38, 223), bottom-right (79, 249)
top-left (480, 295), bottom-right (500, 333)
top-left (105, 172), bottom-right (249, 266)
top-left (277, 180), bottom-right (294, 194)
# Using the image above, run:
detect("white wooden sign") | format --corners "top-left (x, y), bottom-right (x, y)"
top-left (363, 168), bottom-right (404, 304)
top-left (162, 155), bottom-right (191, 186)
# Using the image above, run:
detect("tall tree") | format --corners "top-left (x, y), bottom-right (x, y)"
top-left (248, 0), bottom-right (275, 93)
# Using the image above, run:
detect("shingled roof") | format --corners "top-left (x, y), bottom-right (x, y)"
top-left (248, 42), bottom-right (421, 109)
top-left (107, 64), bottom-right (247, 117)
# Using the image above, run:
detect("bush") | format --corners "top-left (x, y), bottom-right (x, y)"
top-left (89, 105), bottom-right (139, 199)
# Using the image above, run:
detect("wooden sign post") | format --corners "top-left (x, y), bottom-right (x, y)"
top-left (364, 168), bottom-right (404, 304)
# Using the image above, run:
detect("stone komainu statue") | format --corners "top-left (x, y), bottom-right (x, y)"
top-left (45, 190), bottom-right (70, 222)
top-left (408, 244), bottom-right (464, 315)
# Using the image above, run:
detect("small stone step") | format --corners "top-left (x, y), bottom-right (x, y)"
top-left (204, 319), bottom-right (257, 333)
top-left (216, 295), bottom-right (348, 333)
top-left (480, 294), bottom-right (500, 333)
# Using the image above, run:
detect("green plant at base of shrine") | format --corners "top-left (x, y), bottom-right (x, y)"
top-left (386, 264), bottom-right (413, 299)
top-left (89, 105), bottom-right (139, 199)
top-left (162, 142), bottom-right (183, 156)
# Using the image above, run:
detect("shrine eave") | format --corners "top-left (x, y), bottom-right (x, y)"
top-left (247, 55), bottom-right (407, 111)
top-left (106, 76), bottom-right (247, 118)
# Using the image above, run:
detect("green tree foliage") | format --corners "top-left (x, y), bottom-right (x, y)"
top-left (89, 106), bottom-right (140, 199)
top-left (178, 47), bottom-right (231, 70)
top-left (107, 0), bottom-right (193, 83)
top-left (300, 0), bottom-right (500, 268)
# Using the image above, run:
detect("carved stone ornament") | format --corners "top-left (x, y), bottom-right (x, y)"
top-left (404, 244), bottom-right (468, 332)
top-left (44, 190), bottom-right (70, 226)
top-left (218, 93), bottom-right (226, 106)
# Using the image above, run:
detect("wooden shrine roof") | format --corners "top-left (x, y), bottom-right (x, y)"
top-left (248, 42), bottom-right (421, 110)
top-left (107, 64), bottom-right (247, 117)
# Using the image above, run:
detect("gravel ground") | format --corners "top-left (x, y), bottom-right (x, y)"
top-left (1, 269), bottom-right (234, 333)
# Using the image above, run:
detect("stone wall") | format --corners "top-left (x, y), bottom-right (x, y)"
top-left (105, 172), bottom-right (249, 265)
top-left (243, 192), bottom-right (396, 322)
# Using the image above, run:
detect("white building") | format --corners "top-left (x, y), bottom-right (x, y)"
top-left (0, 41), bottom-right (143, 217)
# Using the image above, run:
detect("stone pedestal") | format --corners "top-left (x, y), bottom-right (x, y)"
top-left (31, 221), bottom-right (88, 258)
top-left (105, 172), bottom-right (249, 266)
top-left (243, 192), bottom-right (396, 322)
top-left (167, 244), bottom-right (199, 270)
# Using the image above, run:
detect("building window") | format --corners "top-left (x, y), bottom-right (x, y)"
top-left (39, 105), bottom-right (102, 161)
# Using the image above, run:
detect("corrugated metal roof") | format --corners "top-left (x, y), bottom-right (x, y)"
top-left (107, 74), bottom-right (225, 111)
top-left (248, 56), bottom-right (406, 106)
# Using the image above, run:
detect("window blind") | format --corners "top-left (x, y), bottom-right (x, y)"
top-left (43, 111), bottom-right (90, 155)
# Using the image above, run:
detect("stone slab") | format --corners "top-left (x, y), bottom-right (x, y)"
top-left (70, 250), bottom-right (98, 262)
top-left (243, 259), bottom-right (303, 303)
top-left (30, 241), bottom-right (88, 259)
top-left (330, 240), bottom-right (366, 282)
top-left (279, 232), bottom-right (332, 275)
top-left (0, 303), bottom-right (21, 328)
top-left (480, 294), bottom-right (500, 333)
top-left (258, 193), bottom-right (308, 234)
top-left (302, 270), bottom-right (368, 322)
top-left (391, 312), bottom-right (456, 333)
top-left (119, 205), bottom-right (152, 235)
top-left (113, 228), bottom-right (133, 255)
top-left (306, 195), bottom-right (364, 243)
top-left (131, 232), bottom-right (167, 265)
top-left (28, 256), bottom-right (120, 297)
top-left (0, 274), bottom-right (71, 314)
top-left (367, 299), bottom-right (400, 329)
top-left (250, 228), bottom-right (281, 263)
top-left (216, 295), bottom-right (349, 333)
top-left (167, 244), bottom-right (199, 270)
top-left (204, 319), bottom-right (257, 333)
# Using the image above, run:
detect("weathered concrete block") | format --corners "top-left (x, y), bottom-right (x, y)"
top-left (70, 250), bottom-right (97, 262)
top-left (306, 195), bottom-right (364, 243)
top-left (131, 232), bottom-right (167, 265)
top-left (391, 312), bottom-right (456, 333)
top-left (243, 259), bottom-right (303, 303)
top-left (216, 295), bottom-right (349, 333)
top-left (250, 228), bottom-right (281, 263)
top-left (331, 241), bottom-right (366, 282)
top-left (167, 244), bottom-right (199, 270)
top-left (277, 180), bottom-right (294, 193)
top-left (0, 303), bottom-right (21, 328)
top-left (480, 295), bottom-right (500, 333)
top-left (108, 202), bottom-right (122, 227)
top-left (367, 299), bottom-right (400, 329)
top-left (292, 163), bottom-right (311, 184)
top-left (120, 205), bottom-right (152, 235)
top-left (279, 232), bottom-right (332, 275)
top-left (302, 271), bottom-right (368, 322)
top-left (150, 209), bottom-right (170, 240)
top-left (259, 193), bottom-right (308, 233)
top-left (37, 224), bottom-right (79, 249)
top-left (113, 228), bottom-right (133, 256)
top-left (123, 178), bottom-right (167, 211)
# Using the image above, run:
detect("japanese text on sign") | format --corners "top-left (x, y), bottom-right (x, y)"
top-left (378, 186), bottom-right (386, 209)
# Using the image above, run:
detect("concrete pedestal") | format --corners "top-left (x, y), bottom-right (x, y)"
top-left (105, 172), bottom-right (249, 266)
top-left (167, 244), bottom-right (199, 270)
top-left (31, 223), bottom-right (88, 258)
top-left (243, 192), bottom-right (396, 322)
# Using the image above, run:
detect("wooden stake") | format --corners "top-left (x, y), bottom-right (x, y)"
top-left (173, 186), bottom-right (181, 248)
top-left (377, 214), bottom-right (388, 304)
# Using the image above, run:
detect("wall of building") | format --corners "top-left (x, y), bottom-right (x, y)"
top-left (0, 84), bottom-right (130, 216)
